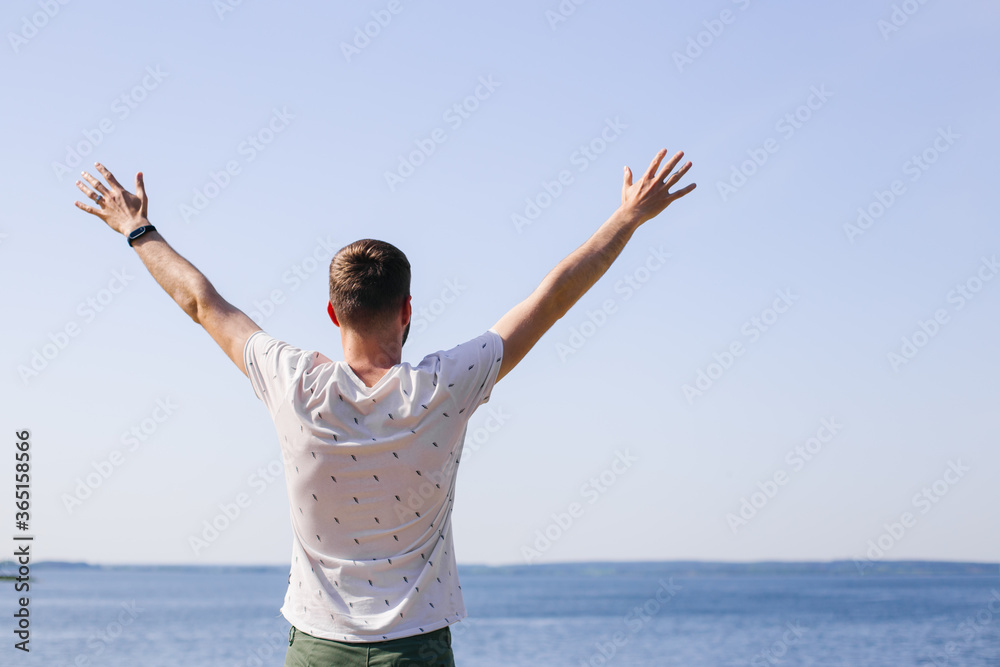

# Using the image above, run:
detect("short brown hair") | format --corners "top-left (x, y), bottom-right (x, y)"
top-left (329, 239), bottom-right (410, 332)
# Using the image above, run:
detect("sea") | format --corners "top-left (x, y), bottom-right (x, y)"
top-left (2, 561), bottom-right (998, 666)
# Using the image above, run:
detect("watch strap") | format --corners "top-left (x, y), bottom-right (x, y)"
top-left (127, 224), bottom-right (156, 247)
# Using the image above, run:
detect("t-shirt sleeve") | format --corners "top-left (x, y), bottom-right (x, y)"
top-left (437, 329), bottom-right (504, 416)
top-left (244, 330), bottom-right (310, 416)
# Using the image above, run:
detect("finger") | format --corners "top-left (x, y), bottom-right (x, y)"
top-left (74, 200), bottom-right (104, 217)
top-left (664, 161), bottom-right (693, 187)
top-left (75, 179), bottom-right (103, 201)
top-left (80, 170), bottom-right (109, 196)
top-left (667, 182), bottom-right (697, 201)
top-left (622, 166), bottom-right (632, 197)
top-left (644, 149), bottom-right (668, 181)
top-left (655, 151), bottom-right (685, 183)
top-left (94, 162), bottom-right (124, 191)
top-left (135, 171), bottom-right (148, 215)
top-left (135, 171), bottom-right (146, 198)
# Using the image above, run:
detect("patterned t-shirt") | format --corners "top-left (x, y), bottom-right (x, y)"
top-left (243, 328), bottom-right (503, 642)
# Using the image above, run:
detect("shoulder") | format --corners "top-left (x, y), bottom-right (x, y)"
top-left (245, 331), bottom-right (328, 387)
top-left (415, 330), bottom-right (502, 368)
top-left (447, 329), bottom-right (504, 357)
top-left (245, 331), bottom-right (322, 362)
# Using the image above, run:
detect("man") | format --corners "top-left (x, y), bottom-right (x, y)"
top-left (74, 147), bottom-right (695, 665)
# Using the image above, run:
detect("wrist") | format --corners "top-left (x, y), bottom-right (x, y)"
top-left (126, 221), bottom-right (158, 248)
top-left (611, 207), bottom-right (645, 230)
top-left (123, 218), bottom-right (152, 237)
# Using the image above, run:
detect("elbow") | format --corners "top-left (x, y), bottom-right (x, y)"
top-left (184, 296), bottom-right (203, 324)
top-left (189, 278), bottom-right (225, 324)
top-left (186, 285), bottom-right (213, 324)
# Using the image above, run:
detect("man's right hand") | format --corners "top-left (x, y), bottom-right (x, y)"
top-left (75, 163), bottom-right (150, 237)
top-left (620, 149), bottom-right (696, 225)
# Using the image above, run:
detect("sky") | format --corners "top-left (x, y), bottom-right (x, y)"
top-left (1, 0), bottom-right (998, 567)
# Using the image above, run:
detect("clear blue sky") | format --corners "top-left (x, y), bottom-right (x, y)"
top-left (2, 0), bottom-right (997, 566)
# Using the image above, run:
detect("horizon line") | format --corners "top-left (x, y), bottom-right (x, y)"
top-left (6, 557), bottom-right (998, 569)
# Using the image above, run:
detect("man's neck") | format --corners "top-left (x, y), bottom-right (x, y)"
top-left (341, 331), bottom-right (402, 388)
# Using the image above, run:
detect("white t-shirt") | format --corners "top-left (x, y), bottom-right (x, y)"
top-left (244, 328), bottom-right (503, 642)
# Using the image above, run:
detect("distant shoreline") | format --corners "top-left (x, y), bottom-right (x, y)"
top-left (2, 559), bottom-right (996, 578)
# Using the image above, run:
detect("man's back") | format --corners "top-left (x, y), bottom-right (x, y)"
top-left (244, 328), bottom-right (504, 642)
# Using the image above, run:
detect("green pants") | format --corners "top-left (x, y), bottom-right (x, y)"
top-left (284, 625), bottom-right (455, 666)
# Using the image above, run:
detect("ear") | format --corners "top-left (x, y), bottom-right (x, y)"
top-left (327, 301), bottom-right (340, 327)
top-left (402, 295), bottom-right (411, 326)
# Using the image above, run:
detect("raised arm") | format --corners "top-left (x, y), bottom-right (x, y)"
top-left (74, 164), bottom-right (260, 375)
top-left (492, 148), bottom-right (695, 383)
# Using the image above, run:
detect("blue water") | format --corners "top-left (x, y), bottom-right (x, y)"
top-left (3, 563), bottom-right (998, 666)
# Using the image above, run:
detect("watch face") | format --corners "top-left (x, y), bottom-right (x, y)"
top-left (128, 226), bottom-right (151, 246)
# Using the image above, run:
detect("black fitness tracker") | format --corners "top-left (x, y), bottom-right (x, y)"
top-left (127, 224), bottom-right (156, 247)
